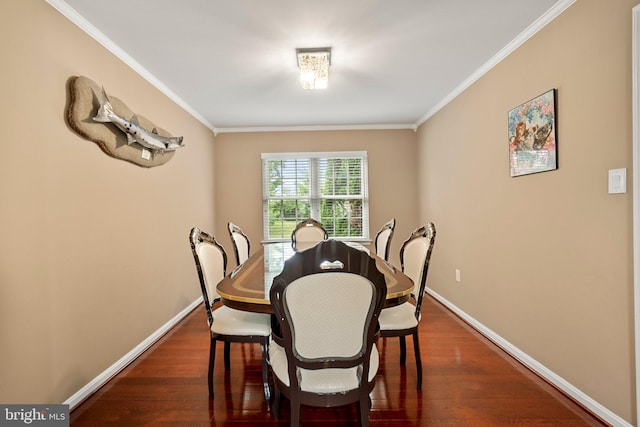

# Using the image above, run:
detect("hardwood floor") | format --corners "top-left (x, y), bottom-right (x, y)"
top-left (70, 295), bottom-right (607, 426)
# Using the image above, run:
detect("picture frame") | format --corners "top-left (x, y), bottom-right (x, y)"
top-left (508, 89), bottom-right (557, 177)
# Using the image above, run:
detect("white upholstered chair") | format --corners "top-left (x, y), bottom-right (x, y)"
top-left (378, 222), bottom-right (436, 390)
top-left (227, 222), bottom-right (250, 265)
top-left (374, 218), bottom-right (395, 261)
top-left (269, 240), bottom-right (387, 427)
top-left (189, 227), bottom-right (271, 399)
top-left (290, 218), bottom-right (328, 251)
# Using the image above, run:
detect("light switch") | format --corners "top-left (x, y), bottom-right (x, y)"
top-left (608, 168), bottom-right (626, 194)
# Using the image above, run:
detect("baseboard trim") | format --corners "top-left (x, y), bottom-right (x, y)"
top-left (426, 288), bottom-right (630, 427)
top-left (64, 298), bottom-right (201, 410)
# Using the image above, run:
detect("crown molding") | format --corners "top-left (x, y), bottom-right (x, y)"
top-left (45, 0), bottom-right (217, 133)
top-left (415, 0), bottom-right (576, 127)
top-left (47, 0), bottom-right (575, 136)
top-left (213, 123), bottom-right (417, 136)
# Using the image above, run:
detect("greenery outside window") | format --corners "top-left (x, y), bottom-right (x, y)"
top-left (262, 151), bottom-right (369, 242)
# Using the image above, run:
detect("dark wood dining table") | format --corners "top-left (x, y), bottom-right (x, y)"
top-left (216, 241), bottom-right (414, 314)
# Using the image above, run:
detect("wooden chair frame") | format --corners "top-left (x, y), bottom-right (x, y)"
top-left (270, 240), bottom-right (387, 427)
top-left (290, 218), bottom-right (328, 250)
top-left (380, 222), bottom-right (436, 390)
top-left (227, 222), bottom-right (250, 266)
top-left (189, 227), bottom-right (270, 399)
top-left (374, 218), bottom-right (396, 261)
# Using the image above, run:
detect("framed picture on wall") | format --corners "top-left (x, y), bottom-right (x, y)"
top-left (508, 89), bottom-right (557, 177)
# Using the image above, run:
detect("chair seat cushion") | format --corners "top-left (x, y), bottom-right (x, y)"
top-left (269, 342), bottom-right (379, 393)
top-left (210, 305), bottom-right (271, 336)
top-left (379, 302), bottom-right (418, 330)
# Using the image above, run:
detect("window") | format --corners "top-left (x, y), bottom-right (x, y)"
top-left (262, 151), bottom-right (369, 241)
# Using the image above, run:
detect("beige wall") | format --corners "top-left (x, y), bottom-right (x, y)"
top-left (417, 0), bottom-right (636, 422)
top-left (3, 0), bottom-right (637, 423)
top-left (0, 1), bottom-right (216, 403)
top-left (213, 130), bottom-right (419, 268)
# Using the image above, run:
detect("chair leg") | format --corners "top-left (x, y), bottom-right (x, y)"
top-left (208, 338), bottom-right (216, 396)
top-left (224, 341), bottom-right (231, 370)
top-left (272, 384), bottom-right (281, 419)
top-left (358, 393), bottom-right (370, 427)
top-left (413, 330), bottom-right (422, 390)
top-left (260, 340), bottom-right (271, 401)
top-left (399, 336), bottom-right (407, 365)
top-left (290, 394), bottom-right (301, 427)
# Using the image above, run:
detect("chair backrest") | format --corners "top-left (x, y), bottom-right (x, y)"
top-left (399, 222), bottom-right (436, 318)
top-left (291, 218), bottom-right (328, 250)
top-left (374, 218), bottom-right (396, 261)
top-left (189, 227), bottom-right (228, 326)
top-left (228, 222), bottom-right (250, 265)
top-left (270, 240), bottom-right (387, 385)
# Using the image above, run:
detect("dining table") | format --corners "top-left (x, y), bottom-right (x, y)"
top-left (216, 240), bottom-right (415, 314)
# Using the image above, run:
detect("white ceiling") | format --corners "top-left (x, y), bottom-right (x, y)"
top-left (51, 0), bottom-right (568, 133)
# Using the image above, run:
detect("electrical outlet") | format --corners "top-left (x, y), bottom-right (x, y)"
top-left (455, 269), bottom-right (461, 283)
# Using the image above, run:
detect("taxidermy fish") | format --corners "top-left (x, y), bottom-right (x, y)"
top-left (93, 87), bottom-right (184, 153)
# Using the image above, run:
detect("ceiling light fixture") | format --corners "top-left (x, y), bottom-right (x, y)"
top-left (296, 47), bottom-right (331, 90)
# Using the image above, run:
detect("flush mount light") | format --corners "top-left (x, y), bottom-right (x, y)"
top-left (296, 47), bottom-right (331, 90)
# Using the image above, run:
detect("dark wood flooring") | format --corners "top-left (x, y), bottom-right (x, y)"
top-left (70, 295), bottom-right (607, 426)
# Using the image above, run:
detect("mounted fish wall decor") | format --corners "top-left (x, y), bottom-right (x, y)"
top-left (66, 76), bottom-right (184, 168)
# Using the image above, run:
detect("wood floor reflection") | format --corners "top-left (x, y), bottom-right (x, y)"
top-left (70, 295), bottom-right (607, 426)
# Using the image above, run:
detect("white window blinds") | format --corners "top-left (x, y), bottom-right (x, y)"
top-left (261, 151), bottom-right (369, 241)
